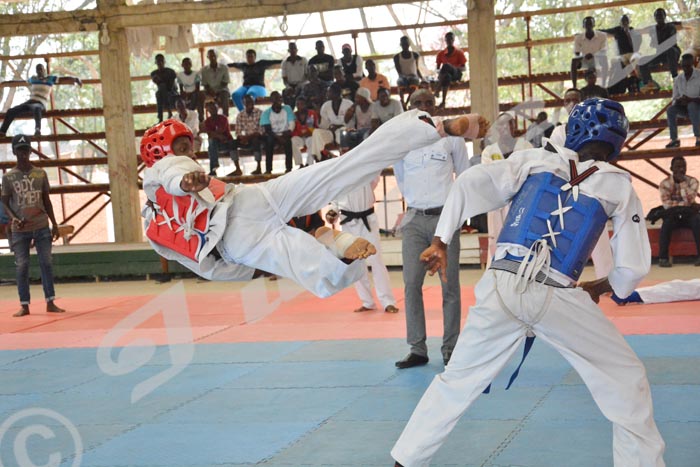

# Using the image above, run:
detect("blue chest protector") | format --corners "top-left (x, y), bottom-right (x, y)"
top-left (497, 171), bottom-right (608, 281)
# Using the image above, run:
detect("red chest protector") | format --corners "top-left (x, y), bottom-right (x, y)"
top-left (146, 178), bottom-right (227, 261)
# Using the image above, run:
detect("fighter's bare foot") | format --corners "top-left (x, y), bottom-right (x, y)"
top-left (441, 114), bottom-right (490, 139)
top-left (315, 227), bottom-right (376, 260)
top-left (343, 237), bottom-right (376, 260)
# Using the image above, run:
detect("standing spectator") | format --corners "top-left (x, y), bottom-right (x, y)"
top-left (394, 36), bottom-right (424, 108)
top-left (370, 87), bottom-right (404, 131)
top-left (235, 95), bottom-right (263, 175)
top-left (571, 16), bottom-right (608, 89)
top-left (203, 101), bottom-right (236, 176)
top-left (281, 42), bottom-right (309, 106)
top-left (600, 14), bottom-right (642, 92)
top-left (524, 111), bottom-right (554, 148)
top-left (359, 59), bottom-right (390, 101)
top-left (341, 87), bottom-right (373, 151)
top-left (640, 8), bottom-right (682, 92)
top-left (333, 65), bottom-right (359, 101)
top-left (338, 43), bottom-right (363, 81)
top-left (549, 88), bottom-right (582, 146)
top-left (435, 32), bottom-right (467, 108)
top-left (173, 98), bottom-right (201, 151)
top-left (308, 40), bottom-right (336, 84)
top-left (229, 49), bottom-right (281, 111)
top-left (326, 177), bottom-right (399, 314)
top-left (311, 83), bottom-right (353, 161)
top-left (1, 135), bottom-right (65, 317)
top-left (260, 91), bottom-right (295, 174)
top-left (291, 96), bottom-right (318, 169)
top-left (301, 64), bottom-right (330, 113)
top-left (393, 89), bottom-right (470, 369)
top-left (200, 49), bottom-right (230, 117)
top-left (665, 53), bottom-right (700, 148)
top-left (657, 156), bottom-right (700, 267)
top-left (580, 69), bottom-right (610, 99)
top-left (176, 57), bottom-right (204, 122)
top-left (150, 54), bottom-right (178, 123)
top-left (0, 63), bottom-right (82, 136)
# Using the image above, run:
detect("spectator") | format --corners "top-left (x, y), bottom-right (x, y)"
top-left (0, 63), bottom-right (81, 136)
top-left (150, 54), bottom-right (178, 123)
top-left (359, 59), bottom-right (390, 101)
top-left (571, 16), bottom-right (608, 89)
top-left (177, 57), bottom-right (204, 122)
top-left (665, 53), bottom-right (700, 148)
top-left (200, 49), bottom-right (230, 117)
top-left (281, 42), bottom-right (309, 106)
top-left (229, 49), bottom-right (281, 111)
top-left (435, 32), bottom-right (467, 108)
top-left (549, 88), bottom-right (582, 146)
top-left (525, 111), bottom-right (554, 148)
top-left (338, 43), bottom-right (363, 81)
top-left (600, 15), bottom-right (642, 92)
top-left (333, 65), bottom-right (359, 101)
top-left (261, 91), bottom-right (295, 174)
top-left (393, 89), bottom-right (471, 369)
top-left (235, 94), bottom-right (263, 175)
top-left (394, 36), bottom-right (424, 108)
top-left (203, 101), bottom-right (236, 176)
top-left (308, 40), bottom-right (336, 84)
top-left (341, 87), bottom-right (373, 151)
top-left (640, 8), bottom-right (682, 92)
top-left (326, 176), bottom-right (399, 314)
top-left (300, 64), bottom-right (330, 113)
top-left (311, 83), bottom-right (353, 161)
top-left (173, 98), bottom-right (201, 151)
top-left (371, 87), bottom-right (404, 131)
top-left (1, 135), bottom-right (66, 317)
top-left (657, 156), bottom-right (700, 267)
top-left (291, 96), bottom-right (319, 169)
top-left (580, 69), bottom-right (609, 99)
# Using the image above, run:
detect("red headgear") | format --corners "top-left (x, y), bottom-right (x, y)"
top-left (140, 119), bottom-right (193, 167)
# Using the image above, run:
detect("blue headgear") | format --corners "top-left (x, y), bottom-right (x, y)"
top-left (565, 98), bottom-right (628, 161)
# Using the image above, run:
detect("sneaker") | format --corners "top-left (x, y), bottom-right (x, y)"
top-left (665, 140), bottom-right (680, 148)
top-left (658, 258), bottom-right (672, 268)
top-left (13, 307), bottom-right (29, 317)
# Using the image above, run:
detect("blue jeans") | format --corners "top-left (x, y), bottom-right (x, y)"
top-left (207, 138), bottom-right (237, 170)
top-left (10, 227), bottom-right (55, 305)
top-left (667, 102), bottom-right (700, 141)
top-left (232, 85), bottom-right (267, 111)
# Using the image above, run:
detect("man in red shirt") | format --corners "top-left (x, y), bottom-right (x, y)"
top-left (203, 101), bottom-right (237, 176)
top-left (435, 32), bottom-right (467, 108)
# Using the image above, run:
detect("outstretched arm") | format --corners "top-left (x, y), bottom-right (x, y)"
top-left (57, 76), bottom-right (82, 87)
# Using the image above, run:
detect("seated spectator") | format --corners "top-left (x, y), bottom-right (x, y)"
top-left (203, 101), bottom-right (236, 176)
top-left (229, 49), bottom-right (281, 111)
top-left (291, 96), bottom-right (319, 169)
top-left (200, 49), bottom-right (230, 117)
top-left (177, 57), bottom-right (204, 122)
top-left (235, 95), bottom-right (263, 175)
top-left (333, 65), bottom-right (359, 101)
top-left (341, 87), bottom-right (373, 151)
top-left (549, 88), bottom-right (582, 145)
top-left (308, 40), bottom-right (336, 84)
top-left (150, 54), bottom-right (178, 123)
top-left (260, 91), bottom-right (295, 174)
top-left (338, 43), bottom-right (363, 81)
top-left (436, 32), bottom-right (467, 108)
top-left (359, 59), bottom-right (390, 101)
top-left (0, 63), bottom-right (82, 136)
top-left (311, 83), bottom-right (353, 161)
top-left (639, 8), bottom-right (682, 92)
top-left (173, 98), bottom-right (201, 151)
top-left (666, 53), bottom-right (700, 148)
top-left (524, 111), bottom-right (554, 148)
top-left (370, 87), bottom-right (404, 131)
top-left (571, 16), bottom-right (608, 89)
top-left (657, 156), bottom-right (700, 267)
top-left (301, 64), bottom-right (330, 113)
top-left (600, 15), bottom-right (642, 93)
top-left (281, 42), bottom-right (309, 106)
top-left (394, 35), bottom-right (424, 108)
top-left (580, 69), bottom-right (609, 99)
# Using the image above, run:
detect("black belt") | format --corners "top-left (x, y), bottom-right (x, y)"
top-left (340, 207), bottom-right (375, 231)
top-left (489, 258), bottom-right (573, 288)
top-left (408, 206), bottom-right (443, 216)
